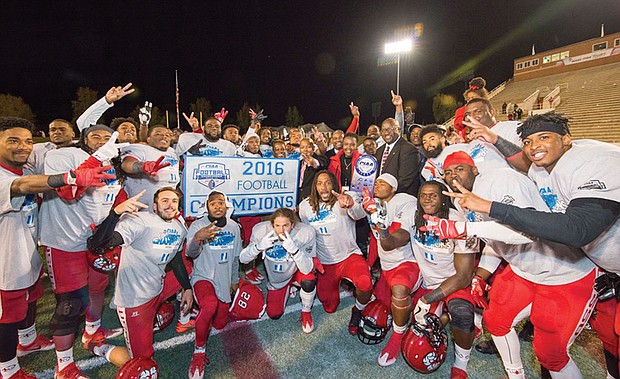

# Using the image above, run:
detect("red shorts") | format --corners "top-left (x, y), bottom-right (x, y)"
top-left (382, 262), bottom-right (422, 291)
top-left (484, 266), bottom-right (598, 372)
top-left (0, 276), bottom-right (44, 324)
top-left (266, 270), bottom-right (316, 318)
top-left (591, 298), bottom-right (619, 357)
top-left (317, 254), bottom-right (372, 313)
top-left (45, 247), bottom-right (109, 294)
top-left (116, 276), bottom-right (180, 359)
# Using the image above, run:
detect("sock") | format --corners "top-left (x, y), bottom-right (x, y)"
top-left (18, 324), bottom-right (37, 346)
top-left (492, 330), bottom-right (525, 379)
top-left (392, 322), bottom-right (407, 335)
top-left (194, 345), bottom-right (206, 354)
top-left (85, 319), bottom-right (101, 335)
top-left (453, 343), bottom-right (472, 371)
top-left (549, 358), bottom-right (583, 379)
top-left (93, 344), bottom-right (114, 359)
top-left (179, 311), bottom-right (192, 325)
top-left (355, 299), bottom-right (367, 311)
top-left (0, 357), bottom-right (20, 378)
top-left (300, 288), bottom-right (316, 312)
top-left (56, 347), bottom-right (74, 371)
top-left (474, 312), bottom-right (483, 330)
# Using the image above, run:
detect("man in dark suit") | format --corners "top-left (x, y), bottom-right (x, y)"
top-left (297, 137), bottom-right (329, 204)
top-left (374, 117), bottom-right (420, 196)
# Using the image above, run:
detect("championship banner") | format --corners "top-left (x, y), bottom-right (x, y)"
top-left (183, 156), bottom-right (300, 217)
top-left (350, 154), bottom-right (378, 194)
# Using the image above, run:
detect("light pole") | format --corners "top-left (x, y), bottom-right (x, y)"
top-left (384, 38), bottom-right (412, 95)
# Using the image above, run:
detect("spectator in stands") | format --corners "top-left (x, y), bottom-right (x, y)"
top-left (513, 104), bottom-right (523, 120)
top-left (454, 77), bottom-right (489, 141)
top-left (502, 101), bottom-right (507, 114)
top-left (374, 117), bottom-right (420, 196)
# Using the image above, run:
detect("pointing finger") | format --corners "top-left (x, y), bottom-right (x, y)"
top-left (131, 189), bottom-right (147, 200)
top-left (122, 83), bottom-right (133, 91)
top-left (390, 90), bottom-right (396, 97)
top-left (452, 180), bottom-right (471, 194)
top-left (442, 190), bottom-right (462, 198)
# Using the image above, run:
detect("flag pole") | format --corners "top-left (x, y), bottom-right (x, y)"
top-left (175, 70), bottom-right (181, 130)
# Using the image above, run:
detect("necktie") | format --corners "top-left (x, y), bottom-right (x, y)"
top-left (299, 162), bottom-right (307, 187)
top-left (380, 145), bottom-right (391, 174)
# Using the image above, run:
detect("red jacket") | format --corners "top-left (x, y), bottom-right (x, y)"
top-left (328, 148), bottom-right (362, 188)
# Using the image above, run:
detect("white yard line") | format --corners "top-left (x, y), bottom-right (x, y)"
top-left (34, 291), bottom-right (351, 378)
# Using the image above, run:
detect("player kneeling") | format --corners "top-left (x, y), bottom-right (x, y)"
top-left (185, 191), bottom-right (242, 379)
top-left (240, 208), bottom-right (317, 333)
top-left (87, 187), bottom-right (192, 374)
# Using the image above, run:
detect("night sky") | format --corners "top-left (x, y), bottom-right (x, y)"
top-left (2, 0), bottom-right (619, 131)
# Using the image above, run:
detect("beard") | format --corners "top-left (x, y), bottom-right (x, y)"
top-left (423, 145), bottom-right (443, 158)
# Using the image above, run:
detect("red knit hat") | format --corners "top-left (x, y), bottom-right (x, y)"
top-left (443, 151), bottom-right (474, 168)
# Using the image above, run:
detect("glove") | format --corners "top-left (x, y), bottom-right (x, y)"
top-left (64, 165), bottom-right (115, 187)
top-left (362, 187), bottom-right (378, 214)
top-left (471, 275), bottom-right (491, 310)
top-left (413, 299), bottom-right (431, 325)
top-left (214, 107), bottom-right (229, 123)
top-left (370, 207), bottom-right (388, 230)
top-left (188, 140), bottom-right (206, 155)
top-left (256, 231), bottom-right (279, 251)
top-left (595, 272), bottom-right (620, 301)
top-left (419, 214), bottom-right (467, 239)
top-left (279, 231), bottom-right (299, 255)
top-left (312, 256), bottom-right (325, 274)
top-left (92, 132), bottom-right (130, 162)
top-left (141, 156), bottom-right (171, 176)
top-left (249, 108), bottom-right (268, 124)
top-left (139, 101), bottom-right (153, 126)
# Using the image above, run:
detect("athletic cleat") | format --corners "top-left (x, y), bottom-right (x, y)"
top-left (188, 351), bottom-right (210, 379)
top-left (289, 286), bottom-right (298, 298)
top-left (176, 319), bottom-right (196, 333)
top-left (81, 327), bottom-right (123, 350)
top-left (301, 311), bottom-right (314, 334)
top-left (17, 334), bottom-right (55, 357)
top-left (55, 362), bottom-right (90, 379)
top-left (377, 331), bottom-right (403, 367)
top-left (9, 369), bottom-right (37, 379)
top-left (244, 268), bottom-right (264, 285)
top-left (348, 306), bottom-right (363, 335)
top-left (450, 366), bottom-right (469, 379)
top-left (475, 339), bottom-right (499, 355)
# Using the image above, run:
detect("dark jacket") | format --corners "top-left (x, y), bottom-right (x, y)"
top-left (374, 137), bottom-right (420, 196)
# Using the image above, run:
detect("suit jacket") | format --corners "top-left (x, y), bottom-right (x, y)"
top-left (297, 153), bottom-right (329, 204)
top-left (374, 137), bottom-right (420, 196)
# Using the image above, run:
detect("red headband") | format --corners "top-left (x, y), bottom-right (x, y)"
top-left (469, 85), bottom-right (480, 90)
top-left (443, 151), bottom-right (474, 168)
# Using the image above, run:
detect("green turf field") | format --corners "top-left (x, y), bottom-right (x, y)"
top-left (21, 264), bottom-right (608, 378)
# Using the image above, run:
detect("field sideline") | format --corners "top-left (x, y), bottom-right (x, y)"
top-left (20, 269), bottom-right (608, 378)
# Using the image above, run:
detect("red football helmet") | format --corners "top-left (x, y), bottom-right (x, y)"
top-left (115, 357), bottom-right (159, 379)
top-left (357, 299), bottom-right (392, 345)
top-left (229, 279), bottom-right (266, 321)
top-left (401, 313), bottom-right (448, 373)
top-left (153, 302), bottom-right (175, 333)
top-left (88, 246), bottom-right (121, 273)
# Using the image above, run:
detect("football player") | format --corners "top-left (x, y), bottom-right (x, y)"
top-left (362, 174), bottom-right (421, 367)
top-left (240, 208), bottom-right (317, 333)
top-left (298, 171), bottom-right (373, 335)
top-left (87, 188), bottom-right (191, 367)
top-left (0, 117), bottom-right (115, 379)
top-left (176, 114), bottom-right (237, 158)
top-left (185, 191), bottom-right (242, 379)
top-left (442, 151), bottom-right (597, 379)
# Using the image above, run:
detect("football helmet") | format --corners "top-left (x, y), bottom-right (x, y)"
top-left (401, 313), bottom-right (448, 373)
top-left (115, 357), bottom-right (159, 379)
top-left (229, 279), bottom-right (266, 321)
top-left (87, 246), bottom-right (121, 273)
top-left (357, 299), bottom-right (392, 345)
top-left (153, 302), bottom-right (175, 333)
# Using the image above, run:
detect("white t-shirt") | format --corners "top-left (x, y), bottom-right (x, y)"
top-left (40, 147), bottom-right (121, 252)
top-left (398, 209), bottom-right (476, 290)
top-left (114, 212), bottom-right (186, 308)
top-left (240, 221), bottom-right (315, 290)
top-left (175, 134), bottom-right (237, 157)
top-left (473, 168), bottom-right (594, 284)
top-left (298, 197), bottom-right (366, 264)
top-left (187, 216), bottom-right (241, 303)
top-left (121, 144), bottom-right (180, 209)
top-left (26, 142), bottom-right (56, 174)
top-left (528, 140), bottom-right (620, 274)
top-left (0, 167), bottom-right (42, 290)
top-left (369, 193), bottom-right (417, 271)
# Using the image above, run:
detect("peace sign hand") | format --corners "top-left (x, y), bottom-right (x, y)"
top-left (349, 102), bottom-right (360, 117)
top-left (442, 180), bottom-right (493, 214)
top-left (105, 83), bottom-right (135, 104)
top-left (194, 220), bottom-right (221, 243)
top-left (183, 112), bottom-right (199, 130)
top-left (462, 115), bottom-right (498, 144)
top-left (113, 190), bottom-right (148, 214)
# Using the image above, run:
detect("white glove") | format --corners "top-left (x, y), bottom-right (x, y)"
top-left (92, 132), bottom-right (130, 162)
top-left (139, 101), bottom-right (153, 126)
top-left (413, 299), bottom-right (431, 325)
top-left (279, 231), bottom-right (299, 255)
top-left (256, 230), bottom-right (279, 251)
top-left (370, 207), bottom-right (388, 230)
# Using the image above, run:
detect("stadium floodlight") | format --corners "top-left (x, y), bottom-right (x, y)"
top-left (383, 38), bottom-right (413, 95)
